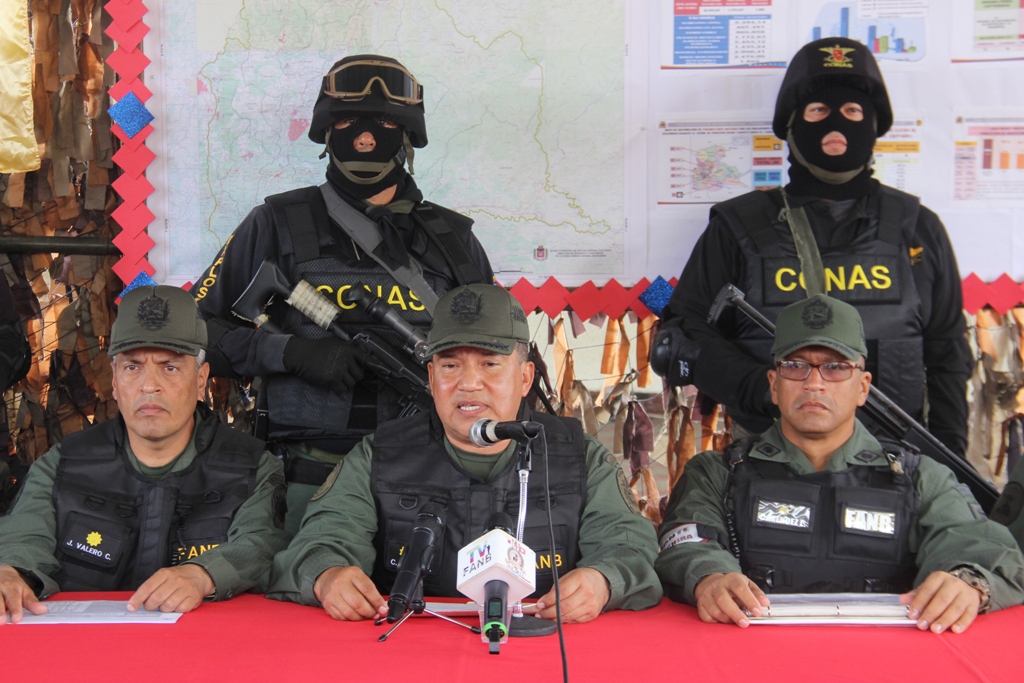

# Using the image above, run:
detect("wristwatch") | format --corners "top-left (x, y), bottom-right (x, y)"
top-left (948, 566), bottom-right (992, 613)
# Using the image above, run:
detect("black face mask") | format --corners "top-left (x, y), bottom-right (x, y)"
top-left (788, 86), bottom-right (877, 180)
top-left (326, 117), bottom-right (407, 199)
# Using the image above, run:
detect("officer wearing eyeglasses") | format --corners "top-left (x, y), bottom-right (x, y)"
top-left (189, 56), bottom-right (494, 534)
top-left (655, 294), bottom-right (1024, 633)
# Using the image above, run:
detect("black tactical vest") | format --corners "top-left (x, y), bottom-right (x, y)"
top-left (52, 405), bottom-right (263, 591)
top-left (262, 186), bottom-right (486, 450)
top-left (369, 409), bottom-right (587, 598)
top-left (725, 437), bottom-right (919, 593)
top-left (714, 187), bottom-right (924, 432)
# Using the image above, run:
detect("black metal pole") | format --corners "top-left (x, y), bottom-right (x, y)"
top-left (0, 235), bottom-right (120, 256)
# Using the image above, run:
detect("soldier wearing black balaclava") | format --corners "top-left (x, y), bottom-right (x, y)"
top-left (190, 56), bottom-right (495, 534)
top-left (653, 38), bottom-right (971, 455)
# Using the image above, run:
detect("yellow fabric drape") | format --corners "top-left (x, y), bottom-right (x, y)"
top-left (0, 0), bottom-right (40, 173)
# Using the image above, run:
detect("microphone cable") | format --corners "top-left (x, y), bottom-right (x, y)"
top-left (536, 425), bottom-right (569, 683)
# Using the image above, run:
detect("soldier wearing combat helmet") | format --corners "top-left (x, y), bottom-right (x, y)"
top-left (653, 37), bottom-right (971, 456)
top-left (190, 56), bottom-right (495, 534)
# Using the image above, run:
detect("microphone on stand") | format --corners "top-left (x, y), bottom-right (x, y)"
top-left (387, 502), bottom-right (446, 623)
top-left (469, 419), bottom-right (542, 447)
top-left (456, 511), bottom-right (537, 654)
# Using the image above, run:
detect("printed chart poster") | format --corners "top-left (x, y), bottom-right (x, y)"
top-left (953, 113), bottom-right (1024, 204)
top-left (657, 118), bottom-right (784, 203)
top-left (661, 0), bottom-right (789, 68)
top-left (872, 117), bottom-right (924, 197)
top-left (952, 0), bottom-right (1024, 61)
top-left (807, 1), bottom-right (927, 62)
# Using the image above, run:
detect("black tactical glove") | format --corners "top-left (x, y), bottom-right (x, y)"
top-left (283, 336), bottom-right (366, 395)
top-left (649, 325), bottom-right (701, 387)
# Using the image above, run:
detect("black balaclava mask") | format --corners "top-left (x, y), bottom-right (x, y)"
top-left (786, 85), bottom-right (878, 199)
top-left (325, 116), bottom-right (408, 199)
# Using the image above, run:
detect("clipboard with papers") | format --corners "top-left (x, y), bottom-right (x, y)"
top-left (745, 593), bottom-right (915, 626)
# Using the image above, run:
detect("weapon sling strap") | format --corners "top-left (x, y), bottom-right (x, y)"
top-left (411, 204), bottom-right (488, 286)
top-left (778, 189), bottom-right (827, 297)
top-left (318, 183), bottom-right (441, 314)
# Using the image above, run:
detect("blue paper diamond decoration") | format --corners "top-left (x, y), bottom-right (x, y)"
top-left (108, 92), bottom-right (154, 139)
top-left (638, 276), bottom-right (674, 317)
top-left (119, 271), bottom-right (159, 300)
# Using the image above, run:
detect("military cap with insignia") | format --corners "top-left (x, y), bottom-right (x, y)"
top-left (771, 293), bottom-right (867, 362)
top-left (423, 284), bottom-right (529, 357)
top-left (109, 285), bottom-right (208, 357)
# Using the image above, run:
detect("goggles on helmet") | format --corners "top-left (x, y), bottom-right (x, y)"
top-left (324, 59), bottom-right (423, 105)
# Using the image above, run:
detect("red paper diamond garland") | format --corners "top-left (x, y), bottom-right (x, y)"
top-left (105, 0), bottom-right (148, 31)
top-left (106, 0), bottom-right (156, 286)
top-left (104, 17), bottom-right (150, 52)
top-left (986, 274), bottom-right (1024, 315)
top-left (565, 281), bottom-right (603, 321)
top-left (509, 278), bottom-right (544, 315)
top-left (109, 78), bottom-right (153, 104)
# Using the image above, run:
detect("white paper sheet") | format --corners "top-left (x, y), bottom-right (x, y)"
top-left (9, 600), bottom-right (182, 625)
top-left (746, 593), bottom-right (916, 626)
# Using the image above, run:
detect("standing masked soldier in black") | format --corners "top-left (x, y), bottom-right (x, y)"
top-left (191, 56), bottom-right (494, 534)
top-left (653, 38), bottom-right (970, 454)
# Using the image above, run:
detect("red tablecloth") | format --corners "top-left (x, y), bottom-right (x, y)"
top-left (3, 593), bottom-right (1022, 683)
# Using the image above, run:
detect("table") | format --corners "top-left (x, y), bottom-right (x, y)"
top-left (3, 593), bottom-right (1022, 683)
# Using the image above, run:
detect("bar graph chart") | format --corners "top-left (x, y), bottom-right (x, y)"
top-left (809, 2), bottom-right (925, 62)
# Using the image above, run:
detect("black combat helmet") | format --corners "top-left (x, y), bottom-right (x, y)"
top-left (772, 37), bottom-right (892, 140)
top-left (308, 55), bottom-right (428, 148)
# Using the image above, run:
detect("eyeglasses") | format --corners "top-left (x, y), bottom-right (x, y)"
top-left (324, 60), bottom-right (423, 105)
top-left (774, 359), bottom-right (864, 382)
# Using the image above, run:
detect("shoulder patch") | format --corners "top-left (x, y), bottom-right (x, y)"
top-left (310, 462), bottom-right (343, 502)
top-left (991, 482), bottom-right (1024, 526)
top-left (616, 466), bottom-right (643, 516)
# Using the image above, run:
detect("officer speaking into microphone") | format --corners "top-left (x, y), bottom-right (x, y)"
top-left (654, 38), bottom-right (971, 454)
top-left (266, 284), bottom-right (661, 623)
top-left (190, 56), bottom-right (495, 534)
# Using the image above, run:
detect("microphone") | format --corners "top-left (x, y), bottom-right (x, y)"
top-left (387, 502), bottom-right (446, 623)
top-left (469, 419), bottom-right (542, 447)
top-left (456, 512), bottom-right (537, 654)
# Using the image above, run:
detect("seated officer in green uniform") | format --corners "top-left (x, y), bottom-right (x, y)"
top-left (656, 294), bottom-right (1024, 633)
top-left (268, 284), bottom-right (661, 623)
top-left (0, 286), bottom-right (289, 624)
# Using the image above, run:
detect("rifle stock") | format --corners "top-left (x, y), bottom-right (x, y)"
top-left (233, 260), bottom-right (433, 416)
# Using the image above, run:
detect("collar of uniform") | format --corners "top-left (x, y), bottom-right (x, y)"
top-left (749, 419), bottom-right (883, 474)
top-left (121, 408), bottom-right (202, 478)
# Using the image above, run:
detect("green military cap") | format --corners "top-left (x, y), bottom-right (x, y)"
top-left (424, 284), bottom-right (529, 357)
top-left (109, 285), bottom-right (208, 357)
top-left (771, 293), bottom-right (867, 361)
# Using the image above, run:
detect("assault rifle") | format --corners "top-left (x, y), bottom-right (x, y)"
top-left (708, 284), bottom-right (999, 515)
top-left (232, 260), bottom-right (433, 424)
